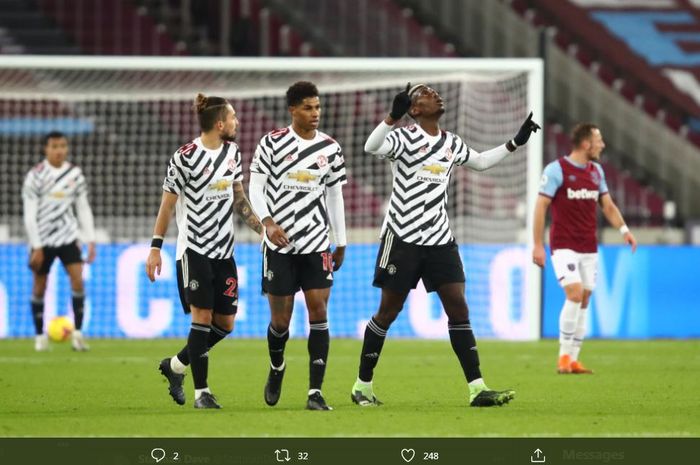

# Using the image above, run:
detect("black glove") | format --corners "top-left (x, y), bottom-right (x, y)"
top-left (511, 111), bottom-right (541, 147)
top-left (389, 82), bottom-right (412, 120)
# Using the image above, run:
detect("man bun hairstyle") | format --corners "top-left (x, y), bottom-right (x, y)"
top-left (286, 81), bottom-right (319, 107)
top-left (570, 123), bottom-right (599, 147)
top-left (194, 93), bottom-right (229, 131)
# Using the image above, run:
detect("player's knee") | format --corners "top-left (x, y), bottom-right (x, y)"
top-left (308, 307), bottom-right (327, 322)
top-left (214, 315), bottom-right (234, 332)
top-left (270, 315), bottom-right (291, 333)
top-left (190, 306), bottom-right (213, 325)
top-left (564, 284), bottom-right (584, 303)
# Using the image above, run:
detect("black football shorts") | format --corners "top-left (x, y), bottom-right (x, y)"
top-left (373, 230), bottom-right (465, 293)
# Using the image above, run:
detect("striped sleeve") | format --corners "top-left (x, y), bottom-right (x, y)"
top-left (22, 170), bottom-right (40, 201)
top-left (233, 146), bottom-right (244, 182)
top-left (326, 146), bottom-right (348, 188)
top-left (385, 130), bottom-right (403, 161)
top-left (452, 135), bottom-right (471, 166)
top-left (250, 138), bottom-right (272, 176)
top-left (22, 170), bottom-right (42, 248)
top-left (74, 168), bottom-right (88, 197)
top-left (163, 149), bottom-right (188, 195)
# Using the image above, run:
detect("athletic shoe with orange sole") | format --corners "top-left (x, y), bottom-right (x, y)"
top-left (557, 354), bottom-right (572, 374)
top-left (570, 360), bottom-right (594, 374)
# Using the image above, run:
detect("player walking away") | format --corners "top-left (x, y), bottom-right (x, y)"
top-left (23, 131), bottom-right (96, 352)
top-left (532, 123), bottom-right (637, 375)
top-left (146, 93), bottom-right (263, 409)
top-left (352, 83), bottom-right (540, 408)
top-left (249, 81), bottom-right (347, 411)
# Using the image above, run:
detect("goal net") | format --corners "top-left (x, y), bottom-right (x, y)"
top-left (0, 57), bottom-right (542, 340)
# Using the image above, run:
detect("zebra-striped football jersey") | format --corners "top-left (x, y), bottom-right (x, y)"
top-left (380, 124), bottom-right (471, 246)
top-left (163, 137), bottom-right (242, 260)
top-left (250, 126), bottom-right (347, 254)
top-left (22, 161), bottom-right (89, 247)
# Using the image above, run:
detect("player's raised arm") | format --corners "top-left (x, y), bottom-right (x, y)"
top-left (599, 194), bottom-right (637, 252)
top-left (364, 82), bottom-right (412, 157)
top-left (463, 112), bottom-right (541, 171)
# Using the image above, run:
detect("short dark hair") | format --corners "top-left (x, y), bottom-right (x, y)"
top-left (43, 131), bottom-right (66, 146)
top-left (570, 123), bottom-right (599, 147)
top-left (193, 93), bottom-right (230, 131)
top-left (286, 81), bottom-right (319, 107)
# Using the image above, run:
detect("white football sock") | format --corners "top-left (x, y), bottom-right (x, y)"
top-left (559, 299), bottom-right (581, 357)
top-left (468, 378), bottom-right (486, 389)
top-left (171, 355), bottom-right (187, 374)
top-left (571, 305), bottom-right (588, 361)
top-left (194, 387), bottom-right (211, 399)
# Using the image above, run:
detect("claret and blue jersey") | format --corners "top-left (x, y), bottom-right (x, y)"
top-left (539, 157), bottom-right (609, 254)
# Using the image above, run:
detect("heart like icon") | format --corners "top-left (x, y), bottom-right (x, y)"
top-left (401, 448), bottom-right (416, 463)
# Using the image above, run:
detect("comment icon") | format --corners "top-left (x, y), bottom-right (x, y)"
top-left (151, 448), bottom-right (166, 463)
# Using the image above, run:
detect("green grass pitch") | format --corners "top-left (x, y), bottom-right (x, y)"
top-left (1, 339), bottom-right (698, 437)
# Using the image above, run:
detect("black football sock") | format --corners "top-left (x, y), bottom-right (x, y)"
top-left (31, 297), bottom-right (44, 335)
top-left (176, 322), bottom-right (231, 366)
top-left (71, 292), bottom-right (85, 330)
top-left (187, 323), bottom-right (210, 389)
top-left (308, 320), bottom-right (330, 391)
top-left (448, 320), bottom-right (482, 382)
top-left (358, 317), bottom-right (388, 382)
top-left (267, 323), bottom-right (289, 369)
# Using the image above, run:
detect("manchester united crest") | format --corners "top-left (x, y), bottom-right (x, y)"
top-left (317, 155), bottom-right (328, 167)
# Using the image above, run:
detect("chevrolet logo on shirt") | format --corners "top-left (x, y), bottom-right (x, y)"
top-left (287, 170), bottom-right (318, 183)
top-left (50, 191), bottom-right (66, 199)
top-left (422, 164), bottom-right (447, 175)
top-left (209, 179), bottom-right (233, 191)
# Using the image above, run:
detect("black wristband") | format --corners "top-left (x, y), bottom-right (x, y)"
top-left (506, 140), bottom-right (517, 152)
top-left (150, 236), bottom-right (164, 249)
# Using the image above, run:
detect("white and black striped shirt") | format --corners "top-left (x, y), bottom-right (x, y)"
top-left (250, 126), bottom-right (347, 254)
top-left (163, 137), bottom-right (243, 260)
top-left (377, 124), bottom-right (471, 246)
top-left (22, 161), bottom-right (92, 248)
